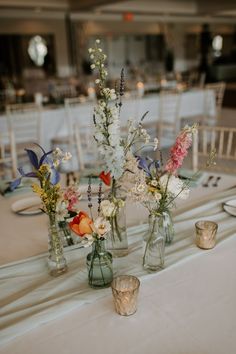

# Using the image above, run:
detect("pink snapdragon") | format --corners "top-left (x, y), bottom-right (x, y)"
top-left (165, 126), bottom-right (195, 175)
top-left (63, 185), bottom-right (81, 212)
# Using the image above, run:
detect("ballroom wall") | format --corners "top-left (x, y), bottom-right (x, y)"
top-left (0, 18), bottom-right (70, 77)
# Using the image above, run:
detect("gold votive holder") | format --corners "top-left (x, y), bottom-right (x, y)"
top-left (111, 275), bottom-right (140, 316)
top-left (195, 220), bottom-right (218, 249)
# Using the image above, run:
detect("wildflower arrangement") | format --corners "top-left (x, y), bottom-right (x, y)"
top-left (69, 179), bottom-right (111, 246)
top-left (89, 39), bottom-right (158, 180)
top-left (121, 125), bottom-right (198, 216)
top-left (12, 145), bottom-right (72, 215)
top-left (89, 39), bottom-right (158, 251)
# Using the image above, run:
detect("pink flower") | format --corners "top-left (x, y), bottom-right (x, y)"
top-left (165, 126), bottom-right (194, 175)
top-left (63, 185), bottom-right (81, 212)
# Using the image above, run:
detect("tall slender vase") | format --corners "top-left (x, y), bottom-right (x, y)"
top-left (106, 179), bottom-right (128, 257)
top-left (87, 239), bottom-right (113, 288)
top-left (162, 210), bottom-right (175, 245)
top-left (48, 213), bottom-right (68, 276)
top-left (143, 214), bottom-right (165, 272)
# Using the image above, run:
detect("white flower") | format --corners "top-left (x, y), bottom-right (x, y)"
top-left (56, 200), bottom-right (69, 221)
top-left (93, 217), bottom-right (111, 237)
top-left (154, 192), bottom-right (162, 201)
top-left (96, 39), bottom-right (100, 44)
top-left (150, 180), bottom-right (158, 187)
top-left (88, 48), bottom-right (93, 53)
top-left (90, 54), bottom-right (94, 59)
top-left (136, 183), bottom-right (146, 193)
top-left (90, 64), bottom-right (95, 69)
top-left (101, 200), bottom-right (116, 217)
top-left (62, 152), bottom-right (72, 162)
top-left (95, 79), bottom-right (100, 84)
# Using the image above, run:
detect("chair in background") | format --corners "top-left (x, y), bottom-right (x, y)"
top-left (156, 91), bottom-right (181, 148)
top-left (74, 123), bottom-right (103, 173)
top-left (0, 131), bottom-right (17, 179)
top-left (192, 125), bottom-right (236, 174)
top-left (51, 98), bottom-right (94, 177)
top-left (6, 103), bottom-right (41, 166)
top-left (203, 82), bottom-right (226, 124)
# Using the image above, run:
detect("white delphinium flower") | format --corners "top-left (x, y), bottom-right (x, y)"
top-left (101, 200), bottom-right (116, 217)
top-left (95, 79), bottom-right (100, 84)
top-left (90, 63), bottom-right (95, 69)
top-left (95, 39), bottom-right (100, 44)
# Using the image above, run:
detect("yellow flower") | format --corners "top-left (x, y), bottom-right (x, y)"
top-left (39, 164), bottom-right (50, 174)
top-left (32, 183), bottom-right (43, 196)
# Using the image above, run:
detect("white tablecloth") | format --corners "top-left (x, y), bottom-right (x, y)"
top-left (0, 90), bottom-right (214, 151)
top-left (0, 175), bottom-right (236, 353)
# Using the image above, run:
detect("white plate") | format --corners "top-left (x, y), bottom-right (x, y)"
top-left (223, 199), bottom-right (236, 217)
top-left (11, 196), bottom-right (43, 215)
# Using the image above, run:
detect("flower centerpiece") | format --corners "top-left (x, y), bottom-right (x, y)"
top-left (89, 39), bottom-right (158, 257)
top-left (11, 145), bottom-right (72, 276)
top-left (120, 125), bottom-right (197, 271)
top-left (69, 183), bottom-right (113, 288)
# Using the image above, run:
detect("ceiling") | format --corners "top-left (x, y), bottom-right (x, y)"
top-left (0, 0), bottom-right (235, 21)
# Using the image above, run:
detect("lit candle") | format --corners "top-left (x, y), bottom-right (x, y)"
top-left (136, 81), bottom-right (144, 97)
top-left (87, 87), bottom-right (96, 100)
top-left (195, 220), bottom-right (218, 249)
top-left (111, 275), bottom-right (140, 316)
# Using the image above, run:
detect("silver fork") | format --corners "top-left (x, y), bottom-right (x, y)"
top-left (212, 176), bottom-right (221, 187)
top-left (202, 175), bottom-right (214, 187)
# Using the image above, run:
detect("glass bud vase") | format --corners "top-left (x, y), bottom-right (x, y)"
top-left (143, 214), bottom-right (165, 272)
top-left (105, 180), bottom-right (128, 257)
top-left (162, 211), bottom-right (175, 245)
top-left (87, 239), bottom-right (113, 289)
top-left (106, 205), bottom-right (128, 257)
top-left (48, 213), bottom-right (68, 277)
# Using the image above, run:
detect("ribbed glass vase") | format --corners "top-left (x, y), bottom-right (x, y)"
top-left (143, 214), bottom-right (165, 272)
top-left (48, 213), bottom-right (68, 276)
top-left (87, 239), bottom-right (113, 288)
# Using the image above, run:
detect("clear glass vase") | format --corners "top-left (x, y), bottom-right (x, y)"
top-left (58, 220), bottom-right (74, 247)
top-left (143, 214), bottom-right (165, 272)
top-left (105, 180), bottom-right (128, 257)
top-left (48, 213), bottom-right (68, 276)
top-left (162, 211), bottom-right (175, 245)
top-left (86, 239), bottom-right (113, 288)
top-left (106, 206), bottom-right (128, 257)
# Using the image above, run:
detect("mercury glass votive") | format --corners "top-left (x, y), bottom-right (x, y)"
top-left (111, 275), bottom-right (140, 316)
top-left (195, 220), bottom-right (218, 249)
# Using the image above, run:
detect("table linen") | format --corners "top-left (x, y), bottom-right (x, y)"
top-left (1, 185), bottom-right (236, 352)
top-left (0, 90), bottom-right (215, 151)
